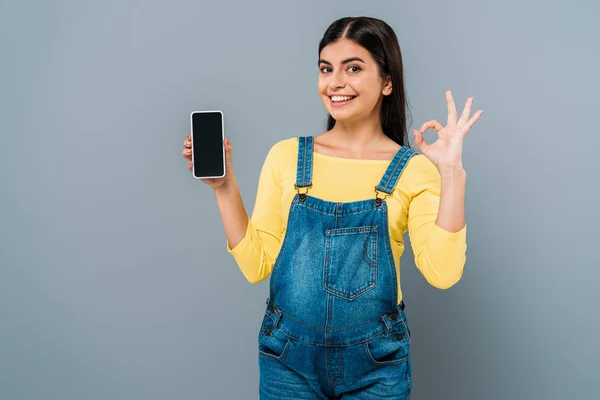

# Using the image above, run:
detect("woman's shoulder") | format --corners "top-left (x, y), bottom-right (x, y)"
top-left (401, 152), bottom-right (441, 189)
top-left (261, 137), bottom-right (299, 172)
top-left (265, 136), bottom-right (301, 161)
top-left (270, 136), bottom-right (299, 153)
top-left (406, 151), bottom-right (435, 172)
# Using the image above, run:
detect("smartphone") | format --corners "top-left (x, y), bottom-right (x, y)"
top-left (190, 110), bottom-right (225, 179)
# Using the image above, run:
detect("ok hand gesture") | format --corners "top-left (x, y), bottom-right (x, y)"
top-left (412, 89), bottom-right (483, 172)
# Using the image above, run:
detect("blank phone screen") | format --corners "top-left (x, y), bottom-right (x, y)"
top-left (191, 111), bottom-right (224, 178)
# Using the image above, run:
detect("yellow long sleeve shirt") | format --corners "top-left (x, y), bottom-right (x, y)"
top-left (226, 137), bottom-right (466, 304)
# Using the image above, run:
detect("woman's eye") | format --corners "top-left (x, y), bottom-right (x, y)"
top-left (319, 66), bottom-right (360, 73)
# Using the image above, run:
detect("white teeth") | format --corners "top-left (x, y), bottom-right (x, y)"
top-left (331, 96), bottom-right (355, 102)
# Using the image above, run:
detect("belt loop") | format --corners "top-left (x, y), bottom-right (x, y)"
top-left (272, 308), bottom-right (282, 329)
top-left (266, 302), bottom-right (282, 328)
top-left (381, 315), bottom-right (394, 336)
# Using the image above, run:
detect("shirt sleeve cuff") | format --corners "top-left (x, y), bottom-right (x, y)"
top-left (226, 219), bottom-right (252, 256)
top-left (430, 222), bottom-right (467, 241)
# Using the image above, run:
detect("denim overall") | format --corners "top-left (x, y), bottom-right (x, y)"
top-left (258, 136), bottom-right (417, 399)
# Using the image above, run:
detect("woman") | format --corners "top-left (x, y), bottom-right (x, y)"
top-left (182, 16), bottom-right (482, 400)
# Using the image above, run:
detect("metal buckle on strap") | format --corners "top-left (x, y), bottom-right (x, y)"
top-left (374, 188), bottom-right (390, 207)
top-left (294, 183), bottom-right (311, 202)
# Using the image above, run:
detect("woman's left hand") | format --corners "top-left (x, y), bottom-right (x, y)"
top-left (412, 89), bottom-right (483, 172)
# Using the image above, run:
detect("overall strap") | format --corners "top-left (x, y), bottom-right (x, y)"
top-left (374, 145), bottom-right (417, 206)
top-left (295, 136), bottom-right (314, 201)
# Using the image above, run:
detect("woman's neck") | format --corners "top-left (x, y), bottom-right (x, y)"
top-left (327, 118), bottom-right (388, 151)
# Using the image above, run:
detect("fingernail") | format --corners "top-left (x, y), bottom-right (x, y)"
top-left (186, 149), bottom-right (191, 153)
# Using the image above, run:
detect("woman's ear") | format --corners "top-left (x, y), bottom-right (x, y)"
top-left (382, 76), bottom-right (392, 96)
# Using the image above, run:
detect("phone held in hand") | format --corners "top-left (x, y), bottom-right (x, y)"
top-left (190, 110), bottom-right (226, 179)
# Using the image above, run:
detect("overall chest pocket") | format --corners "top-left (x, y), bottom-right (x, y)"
top-left (323, 225), bottom-right (379, 301)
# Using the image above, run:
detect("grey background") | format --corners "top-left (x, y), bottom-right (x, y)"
top-left (1, 0), bottom-right (598, 399)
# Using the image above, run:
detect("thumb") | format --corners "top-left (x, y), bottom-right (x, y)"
top-left (224, 137), bottom-right (233, 171)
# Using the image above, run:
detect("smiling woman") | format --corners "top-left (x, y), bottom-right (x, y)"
top-left (183, 15), bottom-right (481, 400)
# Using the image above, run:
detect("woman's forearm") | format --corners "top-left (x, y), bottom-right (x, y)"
top-left (435, 167), bottom-right (467, 233)
top-left (213, 179), bottom-right (249, 250)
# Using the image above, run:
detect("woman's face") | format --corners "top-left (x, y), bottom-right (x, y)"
top-left (318, 39), bottom-right (391, 124)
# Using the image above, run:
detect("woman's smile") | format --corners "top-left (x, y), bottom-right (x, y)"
top-left (329, 95), bottom-right (357, 107)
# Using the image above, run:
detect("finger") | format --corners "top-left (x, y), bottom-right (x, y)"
top-left (419, 119), bottom-right (444, 134)
top-left (188, 161), bottom-right (193, 170)
top-left (463, 110), bottom-right (484, 133)
top-left (182, 148), bottom-right (192, 159)
top-left (458, 97), bottom-right (474, 125)
top-left (184, 136), bottom-right (191, 148)
top-left (446, 89), bottom-right (457, 126)
top-left (412, 129), bottom-right (430, 154)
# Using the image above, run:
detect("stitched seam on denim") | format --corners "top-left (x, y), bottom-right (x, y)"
top-left (326, 226), bottom-right (378, 235)
top-left (277, 327), bottom-right (387, 347)
top-left (325, 348), bottom-right (332, 387)
top-left (323, 230), bottom-right (331, 299)
top-left (340, 348), bottom-right (345, 385)
top-left (329, 348), bottom-right (344, 386)
top-left (324, 284), bottom-right (377, 300)
top-left (296, 137), bottom-right (302, 186)
top-left (302, 137), bottom-right (307, 186)
top-left (363, 342), bottom-right (409, 365)
top-left (334, 202), bottom-right (339, 228)
top-left (297, 203), bottom-right (382, 215)
top-left (268, 203), bottom-right (296, 281)
top-left (380, 206), bottom-right (399, 306)
top-left (324, 228), bottom-right (378, 299)
top-left (307, 136), bottom-right (313, 186)
top-left (324, 290), bottom-right (332, 388)
top-left (280, 311), bottom-right (381, 331)
top-left (258, 338), bottom-right (292, 360)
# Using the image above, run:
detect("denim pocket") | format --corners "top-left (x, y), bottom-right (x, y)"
top-left (363, 322), bottom-right (410, 366)
top-left (258, 314), bottom-right (292, 361)
top-left (323, 225), bottom-right (378, 301)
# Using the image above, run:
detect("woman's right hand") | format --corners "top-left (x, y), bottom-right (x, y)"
top-left (182, 134), bottom-right (235, 190)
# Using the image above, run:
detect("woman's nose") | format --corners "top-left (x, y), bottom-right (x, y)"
top-left (329, 70), bottom-right (346, 89)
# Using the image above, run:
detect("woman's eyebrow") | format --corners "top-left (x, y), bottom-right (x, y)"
top-left (318, 57), bottom-right (366, 66)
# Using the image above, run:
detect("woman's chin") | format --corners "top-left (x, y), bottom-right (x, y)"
top-left (329, 110), bottom-right (360, 123)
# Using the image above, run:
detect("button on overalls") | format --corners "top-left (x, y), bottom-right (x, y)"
top-left (258, 136), bottom-right (416, 400)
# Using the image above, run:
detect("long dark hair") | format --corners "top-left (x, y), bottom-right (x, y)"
top-left (318, 17), bottom-right (412, 148)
